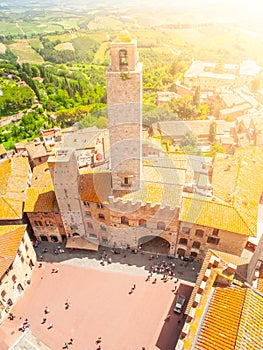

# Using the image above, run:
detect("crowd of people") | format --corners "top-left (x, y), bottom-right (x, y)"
top-left (150, 259), bottom-right (177, 278)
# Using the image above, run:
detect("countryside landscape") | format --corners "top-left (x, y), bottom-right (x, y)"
top-left (1, 0), bottom-right (263, 150)
top-left (2, 1), bottom-right (263, 349)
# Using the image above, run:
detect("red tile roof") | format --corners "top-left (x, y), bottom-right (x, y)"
top-left (0, 225), bottom-right (26, 279)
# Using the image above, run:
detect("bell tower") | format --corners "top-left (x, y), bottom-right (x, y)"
top-left (106, 31), bottom-right (143, 193)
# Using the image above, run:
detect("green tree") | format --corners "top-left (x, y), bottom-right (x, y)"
top-left (209, 122), bottom-right (217, 144)
top-left (180, 131), bottom-right (200, 154)
top-left (193, 86), bottom-right (200, 107)
top-left (207, 144), bottom-right (225, 157)
top-left (168, 95), bottom-right (199, 120)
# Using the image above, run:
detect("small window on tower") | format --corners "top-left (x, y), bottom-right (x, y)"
top-left (119, 49), bottom-right (128, 67)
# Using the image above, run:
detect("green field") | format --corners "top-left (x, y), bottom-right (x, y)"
top-left (0, 43), bottom-right (6, 54)
top-left (28, 37), bottom-right (43, 50)
top-left (87, 16), bottom-right (125, 31)
top-left (93, 41), bottom-right (110, 64)
top-left (46, 32), bottom-right (80, 43)
top-left (55, 42), bottom-right (75, 51)
top-left (8, 40), bottom-right (44, 64)
top-left (0, 22), bottom-right (21, 35)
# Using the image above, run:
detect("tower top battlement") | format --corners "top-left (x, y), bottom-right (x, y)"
top-left (117, 30), bottom-right (132, 43)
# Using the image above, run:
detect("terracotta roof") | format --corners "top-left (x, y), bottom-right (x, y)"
top-left (24, 162), bottom-right (57, 213)
top-left (62, 126), bottom-right (100, 149)
top-left (179, 196), bottom-right (253, 236)
top-left (256, 263), bottom-right (263, 294)
top-left (212, 147), bottom-right (263, 236)
top-left (209, 249), bottom-right (249, 268)
top-left (25, 140), bottom-right (47, 159)
top-left (0, 197), bottom-right (23, 220)
top-left (222, 93), bottom-right (246, 108)
top-left (194, 286), bottom-right (263, 350)
top-left (79, 171), bottom-right (112, 202)
top-left (0, 144), bottom-right (6, 156)
top-left (30, 162), bottom-right (53, 189)
top-left (219, 102), bottom-right (251, 116)
top-left (236, 288), bottom-right (263, 349)
top-left (152, 120), bottom-right (233, 139)
top-left (123, 162), bottom-right (185, 207)
top-left (0, 158), bottom-right (30, 201)
top-left (195, 286), bottom-right (246, 350)
top-left (0, 225), bottom-right (26, 279)
top-left (182, 250), bottom-right (263, 350)
top-left (25, 187), bottom-right (57, 212)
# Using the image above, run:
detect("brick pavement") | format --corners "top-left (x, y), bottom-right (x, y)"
top-left (0, 242), bottom-right (200, 350)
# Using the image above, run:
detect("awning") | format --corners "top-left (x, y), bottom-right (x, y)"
top-left (66, 237), bottom-right (99, 251)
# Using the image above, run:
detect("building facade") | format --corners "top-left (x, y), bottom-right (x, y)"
top-left (0, 225), bottom-right (36, 323)
top-left (106, 33), bottom-right (143, 193)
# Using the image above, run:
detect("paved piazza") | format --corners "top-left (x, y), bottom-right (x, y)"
top-left (0, 246), bottom-right (198, 350)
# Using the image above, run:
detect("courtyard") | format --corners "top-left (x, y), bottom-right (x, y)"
top-left (0, 245), bottom-right (197, 350)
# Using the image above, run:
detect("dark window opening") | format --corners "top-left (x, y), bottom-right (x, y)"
top-left (182, 227), bottom-right (190, 234)
top-left (121, 216), bottom-right (129, 225)
top-left (139, 219), bottom-right (146, 227)
top-left (87, 222), bottom-right (93, 229)
top-left (119, 49), bottom-right (128, 67)
top-left (40, 235), bottom-right (48, 242)
top-left (179, 238), bottom-right (188, 245)
top-left (157, 222), bottom-right (166, 230)
top-left (195, 229), bottom-right (204, 238)
top-left (212, 228), bottom-right (219, 236)
top-left (207, 236), bottom-right (220, 245)
top-left (192, 241), bottom-right (201, 249)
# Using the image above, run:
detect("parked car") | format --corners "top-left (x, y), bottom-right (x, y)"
top-left (173, 294), bottom-right (186, 314)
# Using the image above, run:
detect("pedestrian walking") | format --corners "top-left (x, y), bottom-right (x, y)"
top-left (96, 337), bottom-right (102, 344)
top-left (44, 306), bottom-right (49, 314)
top-left (69, 338), bottom-right (73, 345)
top-left (48, 322), bottom-right (53, 329)
top-left (153, 278), bottom-right (157, 284)
top-left (165, 314), bottom-right (171, 321)
top-left (65, 299), bottom-right (71, 309)
top-left (41, 318), bottom-right (47, 324)
top-left (63, 342), bottom-right (69, 349)
top-left (132, 284), bottom-right (136, 290)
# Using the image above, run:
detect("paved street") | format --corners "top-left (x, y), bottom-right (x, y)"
top-left (0, 243), bottom-right (201, 350)
top-left (35, 242), bottom-right (202, 283)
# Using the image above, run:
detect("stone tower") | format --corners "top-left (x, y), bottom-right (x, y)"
top-left (48, 149), bottom-right (85, 237)
top-left (106, 31), bottom-right (143, 193)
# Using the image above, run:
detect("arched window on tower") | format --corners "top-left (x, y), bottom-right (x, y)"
top-left (121, 216), bottom-right (129, 225)
top-left (119, 49), bottom-right (128, 69)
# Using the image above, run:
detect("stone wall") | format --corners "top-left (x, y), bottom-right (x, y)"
top-left (0, 228), bottom-right (36, 323)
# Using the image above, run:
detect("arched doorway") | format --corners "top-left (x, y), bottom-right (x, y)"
top-left (72, 233), bottom-right (80, 237)
top-left (177, 248), bottom-right (186, 257)
top-left (138, 236), bottom-right (170, 254)
top-left (40, 235), bottom-right (48, 242)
